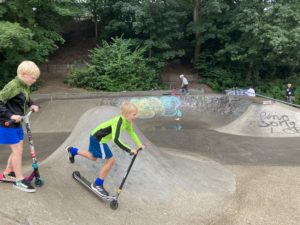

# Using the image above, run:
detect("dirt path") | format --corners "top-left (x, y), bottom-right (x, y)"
top-left (37, 72), bottom-right (88, 94)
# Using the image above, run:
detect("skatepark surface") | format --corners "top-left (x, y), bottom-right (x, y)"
top-left (0, 93), bottom-right (299, 225)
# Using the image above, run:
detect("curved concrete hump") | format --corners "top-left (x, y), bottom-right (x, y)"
top-left (216, 102), bottom-right (300, 137)
top-left (44, 105), bottom-right (235, 196)
top-left (0, 105), bottom-right (235, 225)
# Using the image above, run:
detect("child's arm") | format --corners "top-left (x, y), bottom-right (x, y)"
top-left (0, 81), bottom-right (19, 118)
top-left (111, 117), bottom-right (133, 154)
top-left (126, 123), bottom-right (145, 155)
top-left (126, 123), bottom-right (142, 148)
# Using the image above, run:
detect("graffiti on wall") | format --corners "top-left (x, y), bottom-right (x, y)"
top-left (112, 95), bottom-right (237, 119)
top-left (259, 111), bottom-right (300, 134)
top-left (127, 96), bottom-right (182, 119)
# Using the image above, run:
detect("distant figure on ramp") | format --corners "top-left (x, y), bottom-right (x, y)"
top-left (65, 102), bottom-right (145, 197)
top-left (179, 74), bottom-right (189, 95)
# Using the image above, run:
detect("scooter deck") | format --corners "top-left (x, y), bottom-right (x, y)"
top-left (72, 171), bottom-right (116, 201)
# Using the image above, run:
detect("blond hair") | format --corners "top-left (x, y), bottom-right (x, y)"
top-left (17, 61), bottom-right (40, 78)
top-left (121, 102), bottom-right (138, 114)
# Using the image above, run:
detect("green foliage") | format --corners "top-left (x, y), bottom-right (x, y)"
top-left (102, 1), bottom-right (138, 39)
top-left (0, 21), bottom-right (33, 51)
top-left (194, 0), bottom-right (300, 99)
top-left (0, 0), bottom-right (82, 89)
top-left (0, 21), bottom-right (35, 87)
top-left (133, 0), bottom-right (189, 63)
top-left (1, 0), bottom-right (300, 99)
top-left (67, 37), bottom-right (160, 91)
top-left (262, 85), bottom-right (285, 100)
top-left (201, 68), bottom-right (240, 91)
top-left (97, 0), bottom-right (190, 69)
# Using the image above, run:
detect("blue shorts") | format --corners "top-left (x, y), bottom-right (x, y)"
top-left (88, 136), bottom-right (113, 159)
top-left (0, 126), bottom-right (24, 145)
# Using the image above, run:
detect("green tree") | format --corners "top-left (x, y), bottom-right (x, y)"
top-left (0, 0), bottom-right (82, 88)
top-left (195, 0), bottom-right (300, 91)
top-left (133, 0), bottom-right (189, 68)
top-left (67, 37), bottom-right (160, 91)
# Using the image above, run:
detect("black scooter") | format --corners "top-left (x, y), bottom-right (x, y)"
top-left (72, 148), bottom-right (142, 210)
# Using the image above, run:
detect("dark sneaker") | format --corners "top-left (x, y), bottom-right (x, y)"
top-left (65, 146), bottom-right (75, 163)
top-left (4, 172), bottom-right (16, 182)
top-left (13, 179), bottom-right (36, 193)
top-left (91, 182), bottom-right (109, 197)
top-left (0, 172), bottom-right (16, 182)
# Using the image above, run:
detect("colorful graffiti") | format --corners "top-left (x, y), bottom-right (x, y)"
top-left (128, 96), bottom-right (182, 119)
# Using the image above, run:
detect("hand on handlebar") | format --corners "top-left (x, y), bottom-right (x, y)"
top-left (129, 145), bottom-right (145, 155)
top-left (130, 149), bottom-right (138, 155)
top-left (10, 115), bottom-right (22, 123)
top-left (30, 105), bottom-right (40, 112)
top-left (5, 106), bottom-right (40, 126)
top-left (4, 115), bottom-right (21, 126)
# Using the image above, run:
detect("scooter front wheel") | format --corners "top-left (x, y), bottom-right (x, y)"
top-left (110, 200), bottom-right (118, 210)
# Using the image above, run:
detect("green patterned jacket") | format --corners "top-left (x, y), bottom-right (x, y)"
top-left (0, 77), bottom-right (33, 127)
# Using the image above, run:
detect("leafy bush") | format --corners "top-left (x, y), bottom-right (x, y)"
top-left (67, 37), bottom-right (161, 91)
top-left (201, 67), bottom-right (243, 91)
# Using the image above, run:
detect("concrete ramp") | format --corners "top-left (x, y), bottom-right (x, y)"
top-left (216, 102), bottom-right (300, 137)
top-left (0, 106), bottom-right (235, 225)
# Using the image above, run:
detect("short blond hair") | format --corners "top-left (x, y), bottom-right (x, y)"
top-left (121, 102), bottom-right (138, 114)
top-left (17, 61), bottom-right (40, 78)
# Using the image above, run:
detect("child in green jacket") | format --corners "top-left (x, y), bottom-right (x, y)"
top-left (65, 102), bottom-right (145, 196)
top-left (0, 61), bottom-right (40, 193)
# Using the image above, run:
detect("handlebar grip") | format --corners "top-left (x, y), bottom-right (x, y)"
top-left (4, 119), bottom-right (16, 127)
top-left (30, 105), bottom-right (41, 111)
top-left (129, 147), bottom-right (143, 155)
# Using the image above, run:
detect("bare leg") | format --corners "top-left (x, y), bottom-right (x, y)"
top-left (9, 141), bottom-right (24, 180)
top-left (76, 149), bottom-right (115, 180)
top-left (77, 149), bottom-right (97, 161)
top-left (4, 153), bottom-right (14, 174)
top-left (99, 157), bottom-right (115, 179)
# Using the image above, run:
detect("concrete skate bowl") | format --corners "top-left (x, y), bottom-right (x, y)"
top-left (1, 94), bottom-right (299, 224)
top-left (0, 104), bottom-right (235, 225)
top-left (128, 95), bottom-right (300, 166)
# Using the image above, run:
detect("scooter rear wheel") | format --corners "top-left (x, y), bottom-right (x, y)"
top-left (35, 178), bottom-right (44, 187)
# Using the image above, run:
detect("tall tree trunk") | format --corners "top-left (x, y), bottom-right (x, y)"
top-left (92, 1), bottom-right (98, 43)
top-left (193, 0), bottom-right (200, 64)
top-left (94, 14), bottom-right (98, 43)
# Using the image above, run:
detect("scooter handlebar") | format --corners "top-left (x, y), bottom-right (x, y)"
top-left (4, 119), bottom-right (16, 127)
top-left (4, 107), bottom-right (40, 126)
top-left (129, 147), bottom-right (143, 156)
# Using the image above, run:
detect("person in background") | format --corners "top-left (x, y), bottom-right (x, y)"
top-left (286, 83), bottom-right (295, 104)
top-left (179, 74), bottom-right (189, 95)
